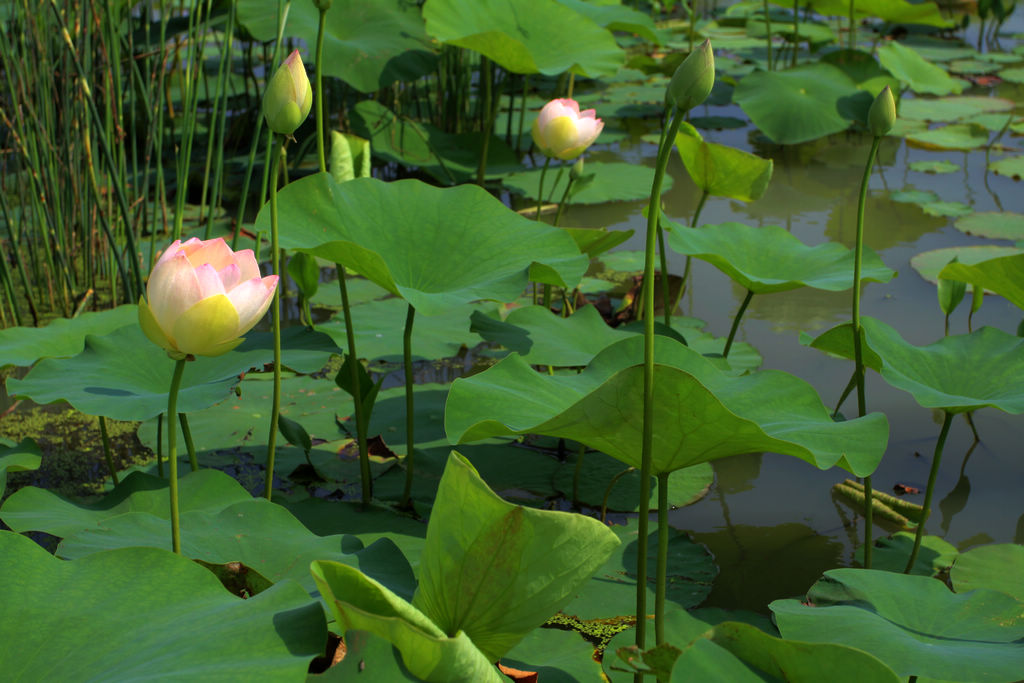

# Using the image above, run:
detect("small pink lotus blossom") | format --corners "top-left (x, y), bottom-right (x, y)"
top-left (531, 98), bottom-right (603, 161)
top-left (139, 237), bottom-right (279, 358)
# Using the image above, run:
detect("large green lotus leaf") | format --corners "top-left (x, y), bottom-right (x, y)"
top-left (446, 335), bottom-right (888, 476)
top-left (423, 0), bottom-right (624, 77)
top-left (501, 626), bottom-right (605, 681)
top-left (4, 324), bottom-right (275, 421)
top-left (807, 0), bottom-right (953, 26)
top-left (807, 316), bottom-right (1024, 414)
top-left (0, 469), bottom-right (250, 537)
top-left (771, 568), bottom-right (1024, 681)
top-left (254, 173), bottom-right (588, 316)
top-left (706, 620), bottom-right (901, 682)
top-left (733, 64), bottom-right (862, 145)
top-left (349, 100), bottom-right (522, 185)
top-left (238, 326), bottom-right (344, 374)
top-left (858, 532), bottom-right (958, 576)
top-left (954, 212), bottom-right (1024, 241)
top-left (471, 304), bottom-right (633, 366)
top-left (554, 0), bottom-right (662, 44)
top-left (311, 630), bottom-right (417, 680)
top-left (673, 130), bottom-right (773, 202)
top-left (906, 123), bottom-right (989, 150)
top-left (877, 41), bottom-right (966, 95)
top-left (989, 155), bottom-right (1024, 180)
top-left (413, 452), bottom-right (620, 662)
top-left (664, 222), bottom-right (895, 294)
top-left (0, 531), bottom-right (325, 679)
top-left (910, 245), bottom-right (1022, 285)
top-left (236, 0), bottom-right (436, 93)
top-left (501, 161), bottom-right (673, 204)
top-left (940, 254), bottom-right (1024, 310)
top-left (951, 544), bottom-right (1024, 600)
top-left (311, 560), bottom-right (504, 682)
top-left (56, 499), bottom-right (416, 599)
top-left (0, 304), bottom-right (137, 369)
top-left (563, 517), bottom-right (716, 621)
top-left (898, 95), bottom-right (1015, 122)
top-left (318, 298), bottom-right (496, 363)
top-left (0, 437), bottom-right (41, 499)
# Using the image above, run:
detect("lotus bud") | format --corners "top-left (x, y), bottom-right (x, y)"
top-left (263, 50), bottom-right (312, 136)
top-left (668, 39), bottom-right (715, 113)
top-left (570, 158), bottom-right (585, 181)
top-left (139, 238), bottom-right (279, 359)
top-left (531, 98), bottom-right (603, 161)
top-left (313, 0), bottom-right (332, 9)
top-left (868, 85), bottom-right (896, 137)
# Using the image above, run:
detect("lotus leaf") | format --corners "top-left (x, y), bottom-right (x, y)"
top-left (906, 123), bottom-right (989, 150)
top-left (951, 544), bottom-right (1024, 600)
top-left (502, 161), bottom-right (673, 204)
top-left (910, 245), bottom-right (1022, 285)
top-left (673, 127), bottom-right (773, 202)
top-left (446, 335), bottom-right (888, 476)
top-left (0, 531), bottom-right (325, 679)
top-left (939, 253), bottom-right (1024, 309)
top-left (0, 438), bottom-right (41, 498)
top-left (899, 95), bottom-right (1014, 122)
top-left (989, 155), bottom-right (1024, 179)
top-left (0, 304), bottom-right (136, 369)
top-left (254, 174), bottom-right (588, 316)
top-left (807, 0), bottom-right (953, 27)
top-left (877, 41), bottom-right (966, 95)
top-left (771, 568), bottom-right (1024, 681)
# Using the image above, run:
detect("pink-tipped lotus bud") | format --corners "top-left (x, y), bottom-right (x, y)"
top-left (531, 98), bottom-right (604, 161)
top-left (263, 50), bottom-right (312, 136)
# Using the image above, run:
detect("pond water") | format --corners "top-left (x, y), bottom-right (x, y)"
top-left (554, 37), bottom-right (1024, 609)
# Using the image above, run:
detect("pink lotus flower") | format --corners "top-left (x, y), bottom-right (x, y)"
top-left (531, 98), bottom-right (604, 161)
top-left (139, 238), bottom-right (279, 358)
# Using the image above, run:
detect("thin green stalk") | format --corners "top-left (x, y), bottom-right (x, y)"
top-left (763, 0), bottom-right (773, 70)
top-left (477, 57), bottom-right (494, 185)
top-left (678, 189), bottom-right (709, 309)
top-left (400, 303), bottom-right (417, 508)
top-left (572, 442), bottom-right (586, 507)
top-left (553, 174), bottom-right (576, 226)
top-left (315, 5), bottom-right (328, 173)
top-left (904, 412), bottom-right (954, 573)
top-left (655, 471), bottom-right (669, 644)
top-left (264, 135), bottom-right (284, 500)
top-left (535, 156), bottom-right (552, 221)
top-left (854, 135), bottom-right (882, 567)
top-left (179, 413), bottom-right (199, 472)
top-left (167, 358), bottom-right (187, 554)
top-left (792, 0), bottom-right (800, 67)
top-left (657, 220), bottom-right (671, 327)
top-left (723, 289), bottom-right (754, 358)
top-left (638, 105), bottom-right (684, 653)
top-left (338, 266), bottom-right (373, 506)
top-left (848, 0), bottom-right (856, 50)
top-left (157, 413), bottom-right (164, 478)
top-left (98, 416), bottom-right (119, 486)
top-left (516, 74), bottom-right (528, 152)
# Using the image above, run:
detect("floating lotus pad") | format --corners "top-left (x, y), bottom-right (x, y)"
top-left (910, 245), bottom-right (1022, 285)
top-left (423, 0), bottom-right (623, 77)
top-left (771, 568), bottom-right (1024, 682)
top-left (0, 531), bottom-right (325, 680)
top-left (908, 160), bottom-right (960, 174)
top-left (555, 0), bottom-right (662, 44)
top-left (0, 304), bottom-right (137, 369)
top-left (446, 335), bottom-right (888, 476)
top-left (312, 452), bottom-right (619, 679)
top-left (905, 123), bottom-right (989, 150)
top-left (951, 544), bottom-right (1024, 601)
top-left (805, 316), bottom-right (1024, 414)
top-left (733, 63), bottom-right (863, 145)
top-left (877, 41), bottom-right (966, 96)
top-left (237, 0), bottom-right (436, 93)
top-left (989, 155), bottom-right (1024, 179)
top-left (807, 0), bottom-right (953, 26)
top-left (501, 161), bottom-right (673, 204)
top-left (664, 222), bottom-right (895, 294)
top-left (674, 126), bottom-right (773, 202)
top-left (898, 95), bottom-right (1015, 122)
top-left (255, 174), bottom-right (588, 316)
top-left (939, 253), bottom-right (1024, 309)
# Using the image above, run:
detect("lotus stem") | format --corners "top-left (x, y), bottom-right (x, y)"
top-left (98, 416), bottom-right (119, 486)
top-left (854, 134), bottom-right (881, 567)
top-left (763, 0), bottom-right (773, 70)
top-left (554, 175), bottom-right (576, 227)
top-left (657, 220), bottom-right (672, 328)
top-left (600, 466), bottom-right (636, 524)
top-left (638, 104), bottom-right (684, 653)
top-left (315, 6), bottom-right (327, 174)
top-left (179, 413), bottom-right (198, 472)
top-left (723, 289), bottom-right (754, 358)
top-left (264, 135), bottom-right (284, 500)
top-left (904, 412), bottom-right (954, 573)
top-left (535, 156), bottom-right (552, 222)
top-left (167, 358), bottom-right (187, 554)
top-left (655, 471), bottom-right (669, 645)
top-left (572, 442), bottom-right (586, 507)
top-left (156, 414), bottom-right (163, 479)
top-left (400, 303), bottom-right (417, 508)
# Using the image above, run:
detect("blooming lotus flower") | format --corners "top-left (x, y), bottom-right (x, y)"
top-left (139, 238), bottom-right (279, 359)
top-left (263, 49), bottom-right (312, 136)
top-left (531, 98), bottom-right (603, 161)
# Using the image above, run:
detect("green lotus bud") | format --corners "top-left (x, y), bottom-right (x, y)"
top-left (263, 50), bottom-right (312, 136)
top-left (570, 158), bottom-right (584, 181)
top-left (868, 85), bottom-right (896, 137)
top-left (668, 39), bottom-right (715, 113)
top-left (313, 0), bottom-right (332, 9)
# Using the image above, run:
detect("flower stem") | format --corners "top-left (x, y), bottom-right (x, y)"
top-left (655, 471), bottom-right (669, 645)
top-left (904, 411), bottom-right (954, 573)
top-left (98, 416), bottom-right (119, 485)
top-left (638, 105), bottom-right (684, 653)
top-left (264, 134), bottom-right (284, 500)
top-left (657, 221), bottom-right (672, 328)
top-left (535, 156), bottom-right (551, 221)
top-left (315, 6), bottom-right (327, 174)
top-left (179, 413), bottom-right (198, 472)
top-left (854, 135), bottom-right (881, 567)
top-left (723, 289), bottom-right (754, 358)
top-left (339, 265), bottom-right (372, 507)
top-left (167, 358), bottom-right (187, 554)
top-left (400, 303), bottom-right (417, 508)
